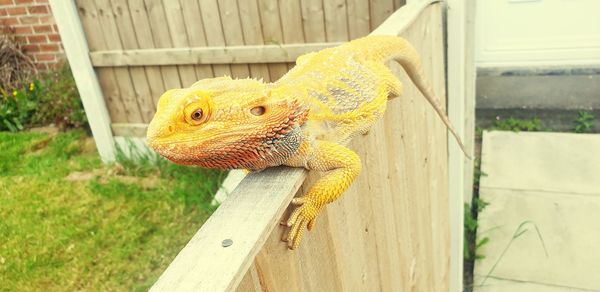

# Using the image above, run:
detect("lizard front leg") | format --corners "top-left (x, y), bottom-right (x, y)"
top-left (284, 140), bottom-right (362, 249)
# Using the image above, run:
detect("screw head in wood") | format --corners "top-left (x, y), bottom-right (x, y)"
top-left (222, 238), bottom-right (233, 247)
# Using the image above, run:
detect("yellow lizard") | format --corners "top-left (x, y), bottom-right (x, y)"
top-left (146, 35), bottom-right (469, 249)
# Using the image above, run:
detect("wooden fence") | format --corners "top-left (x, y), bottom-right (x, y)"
top-left (71, 0), bottom-right (403, 129)
top-left (50, 0), bottom-right (476, 290)
top-left (149, 1), bottom-right (450, 291)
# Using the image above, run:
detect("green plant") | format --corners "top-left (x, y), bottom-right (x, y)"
top-left (464, 198), bottom-right (490, 261)
top-left (0, 81), bottom-right (39, 131)
top-left (491, 117), bottom-right (542, 132)
top-left (573, 111), bottom-right (594, 133)
top-left (31, 64), bottom-right (87, 129)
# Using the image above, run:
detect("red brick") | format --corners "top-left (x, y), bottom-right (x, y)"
top-left (19, 16), bottom-right (39, 24)
top-left (38, 15), bottom-right (52, 23)
top-left (47, 33), bottom-right (60, 42)
top-left (2, 18), bottom-right (18, 26)
top-left (32, 24), bottom-right (51, 33)
top-left (35, 62), bottom-right (48, 70)
top-left (0, 0), bottom-right (14, 6)
top-left (15, 0), bottom-right (32, 3)
top-left (27, 34), bottom-right (46, 43)
top-left (35, 53), bottom-right (55, 61)
top-left (14, 25), bottom-right (32, 34)
top-left (14, 35), bottom-right (26, 43)
top-left (22, 44), bottom-right (39, 52)
top-left (27, 5), bottom-right (48, 14)
top-left (0, 8), bottom-right (7, 16)
top-left (39, 43), bottom-right (57, 51)
top-left (7, 6), bottom-right (26, 15)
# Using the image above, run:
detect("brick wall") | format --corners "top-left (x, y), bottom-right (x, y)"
top-left (0, 0), bottom-right (64, 70)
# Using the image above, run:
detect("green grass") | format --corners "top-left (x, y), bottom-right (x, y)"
top-left (0, 131), bottom-right (225, 291)
top-left (573, 111), bottom-right (594, 133)
top-left (490, 117), bottom-right (542, 132)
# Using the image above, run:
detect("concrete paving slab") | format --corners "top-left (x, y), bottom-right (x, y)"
top-left (475, 131), bottom-right (600, 292)
top-left (472, 277), bottom-right (594, 292)
top-left (474, 189), bottom-right (600, 291)
top-left (480, 131), bottom-right (600, 195)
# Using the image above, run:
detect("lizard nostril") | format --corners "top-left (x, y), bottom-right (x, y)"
top-left (168, 125), bottom-right (174, 133)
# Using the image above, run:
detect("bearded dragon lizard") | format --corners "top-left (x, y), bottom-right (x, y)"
top-left (146, 35), bottom-right (469, 249)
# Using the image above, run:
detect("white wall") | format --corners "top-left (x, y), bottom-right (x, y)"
top-left (476, 0), bottom-right (600, 67)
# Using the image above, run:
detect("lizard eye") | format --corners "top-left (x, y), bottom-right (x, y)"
top-left (191, 109), bottom-right (203, 121)
top-left (250, 106), bottom-right (266, 116)
top-left (184, 104), bottom-right (209, 125)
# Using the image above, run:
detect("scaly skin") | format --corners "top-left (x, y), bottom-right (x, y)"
top-left (146, 36), bottom-right (468, 249)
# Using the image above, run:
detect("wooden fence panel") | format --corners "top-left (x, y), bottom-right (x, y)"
top-left (235, 4), bottom-right (447, 291)
top-left (75, 0), bottom-right (397, 125)
top-left (76, 0), bottom-right (128, 123)
top-left (149, 1), bottom-right (448, 291)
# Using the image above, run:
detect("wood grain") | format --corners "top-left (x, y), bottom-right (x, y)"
top-left (149, 2), bottom-right (451, 291)
top-left (237, 0), bottom-right (271, 81)
top-left (76, 0), bottom-right (128, 123)
top-left (90, 43), bottom-right (341, 67)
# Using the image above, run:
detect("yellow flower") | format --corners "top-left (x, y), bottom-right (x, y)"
top-left (12, 90), bottom-right (17, 97)
top-left (29, 83), bottom-right (34, 91)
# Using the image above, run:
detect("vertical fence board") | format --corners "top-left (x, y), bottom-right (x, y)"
top-left (370, 0), bottom-right (396, 30)
top-left (279, 0), bottom-right (305, 71)
top-left (179, 0), bottom-right (214, 80)
top-left (237, 0), bottom-right (272, 81)
top-left (347, 0), bottom-right (371, 39)
top-left (127, 0), bottom-right (166, 107)
top-left (394, 0), bottom-right (406, 10)
top-left (218, 0), bottom-right (251, 79)
top-left (107, 0), bottom-right (155, 122)
top-left (198, 0), bottom-right (232, 77)
top-left (93, 0), bottom-right (145, 123)
top-left (257, 0), bottom-right (288, 80)
top-left (143, 0), bottom-right (182, 89)
top-left (163, 0), bottom-right (198, 87)
top-left (323, 0), bottom-right (349, 42)
top-left (76, 0), bottom-right (128, 123)
top-left (447, 0), bottom-right (477, 291)
top-left (300, 0), bottom-right (326, 43)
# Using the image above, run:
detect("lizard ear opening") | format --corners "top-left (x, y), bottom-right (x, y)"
top-left (250, 106), bottom-right (266, 116)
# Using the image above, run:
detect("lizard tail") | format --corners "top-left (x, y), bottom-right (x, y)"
top-left (360, 36), bottom-right (471, 159)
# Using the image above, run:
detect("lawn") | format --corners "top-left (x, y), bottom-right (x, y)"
top-left (0, 130), bottom-right (225, 291)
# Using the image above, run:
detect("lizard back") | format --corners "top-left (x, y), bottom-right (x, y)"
top-left (275, 37), bottom-right (402, 144)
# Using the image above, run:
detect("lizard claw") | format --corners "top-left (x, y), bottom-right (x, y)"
top-left (284, 198), bottom-right (320, 249)
top-left (291, 197), bottom-right (306, 205)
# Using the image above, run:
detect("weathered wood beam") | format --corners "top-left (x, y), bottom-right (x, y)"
top-left (111, 123), bottom-right (148, 138)
top-left (90, 43), bottom-right (342, 67)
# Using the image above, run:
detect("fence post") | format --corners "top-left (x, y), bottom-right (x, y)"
top-left (49, 0), bottom-right (116, 162)
top-left (446, 0), bottom-right (477, 291)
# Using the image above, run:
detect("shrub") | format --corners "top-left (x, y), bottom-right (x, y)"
top-left (0, 26), bottom-right (36, 92)
top-left (0, 64), bottom-right (87, 132)
top-left (31, 64), bottom-right (88, 130)
top-left (0, 82), bottom-right (39, 131)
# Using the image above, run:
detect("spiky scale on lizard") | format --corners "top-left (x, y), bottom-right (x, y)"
top-left (146, 35), bottom-right (469, 250)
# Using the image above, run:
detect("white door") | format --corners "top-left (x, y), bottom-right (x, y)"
top-left (475, 0), bottom-right (600, 67)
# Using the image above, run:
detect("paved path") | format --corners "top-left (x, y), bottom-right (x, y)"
top-left (474, 131), bottom-right (600, 292)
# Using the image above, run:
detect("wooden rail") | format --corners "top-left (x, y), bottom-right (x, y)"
top-left (151, 1), bottom-right (450, 291)
top-left (90, 43), bottom-right (342, 67)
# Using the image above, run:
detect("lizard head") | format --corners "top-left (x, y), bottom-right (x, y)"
top-left (146, 77), bottom-right (308, 169)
